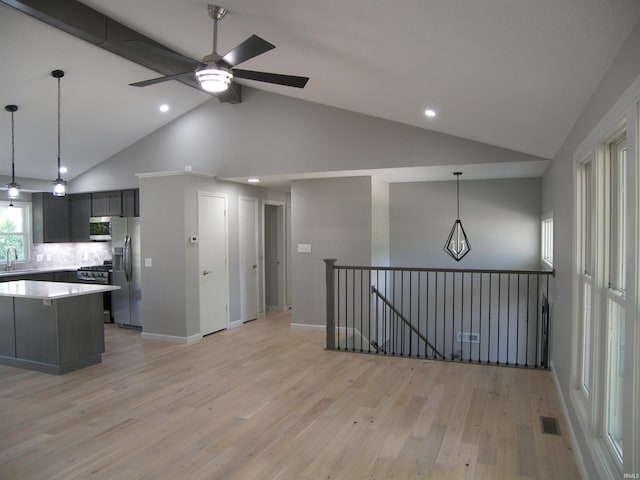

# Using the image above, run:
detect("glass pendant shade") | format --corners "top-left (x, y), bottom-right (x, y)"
top-left (52, 178), bottom-right (66, 196)
top-left (443, 172), bottom-right (472, 261)
top-left (7, 183), bottom-right (20, 199)
top-left (5, 104), bottom-right (20, 199)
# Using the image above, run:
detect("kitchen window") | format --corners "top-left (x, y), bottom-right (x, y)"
top-left (0, 201), bottom-right (31, 262)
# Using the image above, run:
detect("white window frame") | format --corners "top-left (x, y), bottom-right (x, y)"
top-left (541, 212), bottom-right (554, 268)
top-left (0, 200), bottom-right (32, 262)
top-left (570, 79), bottom-right (639, 478)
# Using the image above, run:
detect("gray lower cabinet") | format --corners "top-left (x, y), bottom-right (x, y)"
top-left (0, 294), bottom-right (105, 374)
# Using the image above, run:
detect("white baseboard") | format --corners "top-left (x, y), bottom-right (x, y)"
top-left (228, 319), bottom-right (243, 329)
top-left (550, 361), bottom-right (589, 479)
top-left (290, 323), bottom-right (324, 331)
top-left (141, 332), bottom-right (202, 344)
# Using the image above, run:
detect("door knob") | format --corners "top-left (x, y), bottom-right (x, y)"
top-left (202, 270), bottom-right (212, 276)
top-left (252, 265), bottom-right (257, 269)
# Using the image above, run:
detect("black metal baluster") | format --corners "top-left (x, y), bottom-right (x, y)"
top-left (408, 270), bottom-right (413, 357)
top-left (433, 272), bottom-right (444, 358)
top-left (506, 274), bottom-right (511, 365)
top-left (345, 269), bottom-right (349, 351)
top-left (425, 272), bottom-right (430, 358)
top-left (525, 274), bottom-right (530, 367)
top-left (478, 272), bottom-right (482, 363)
top-left (443, 272), bottom-right (447, 360)
top-left (469, 272), bottom-right (473, 362)
top-left (360, 269), bottom-right (364, 352)
top-left (497, 274), bottom-right (501, 365)
top-left (516, 274), bottom-right (520, 366)
top-left (488, 273), bottom-right (492, 363)
top-left (418, 272), bottom-right (422, 357)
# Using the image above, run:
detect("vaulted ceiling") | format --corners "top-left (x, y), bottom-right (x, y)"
top-left (1, 0), bottom-right (640, 185)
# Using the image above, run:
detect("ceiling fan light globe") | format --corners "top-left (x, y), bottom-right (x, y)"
top-left (195, 66), bottom-right (233, 93)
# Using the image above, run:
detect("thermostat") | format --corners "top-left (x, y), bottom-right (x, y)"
top-left (189, 235), bottom-right (199, 244)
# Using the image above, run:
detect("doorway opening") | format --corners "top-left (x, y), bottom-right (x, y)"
top-left (263, 201), bottom-right (290, 312)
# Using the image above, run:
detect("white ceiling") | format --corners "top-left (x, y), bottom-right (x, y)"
top-left (1, 0), bottom-right (640, 186)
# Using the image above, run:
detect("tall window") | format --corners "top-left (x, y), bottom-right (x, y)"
top-left (541, 213), bottom-right (553, 267)
top-left (577, 160), bottom-right (593, 398)
top-left (0, 201), bottom-right (31, 262)
top-left (604, 135), bottom-right (626, 462)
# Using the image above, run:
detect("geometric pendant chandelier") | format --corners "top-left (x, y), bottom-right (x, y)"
top-left (443, 172), bottom-right (471, 261)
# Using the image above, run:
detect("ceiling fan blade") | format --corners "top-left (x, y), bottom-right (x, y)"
top-left (221, 35), bottom-right (275, 67)
top-left (129, 71), bottom-right (194, 87)
top-left (232, 69), bottom-right (309, 88)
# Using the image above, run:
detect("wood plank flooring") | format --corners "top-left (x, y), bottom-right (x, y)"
top-left (0, 311), bottom-right (581, 479)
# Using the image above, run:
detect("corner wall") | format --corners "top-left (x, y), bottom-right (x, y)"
top-left (290, 177), bottom-right (373, 327)
top-left (543, 18), bottom-right (640, 479)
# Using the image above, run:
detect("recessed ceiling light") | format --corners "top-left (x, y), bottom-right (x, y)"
top-left (59, 166), bottom-right (68, 174)
top-left (247, 178), bottom-right (260, 183)
top-left (425, 109), bottom-right (436, 118)
top-left (159, 104), bottom-right (169, 112)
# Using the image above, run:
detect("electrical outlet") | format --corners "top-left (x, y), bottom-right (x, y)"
top-left (46, 254), bottom-right (51, 261)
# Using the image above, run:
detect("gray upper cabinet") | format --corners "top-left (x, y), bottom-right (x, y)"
top-left (32, 193), bottom-right (70, 243)
top-left (32, 189), bottom-right (139, 243)
top-left (91, 191), bottom-right (123, 217)
top-left (122, 189), bottom-right (139, 217)
top-left (69, 193), bottom-right (92, 242)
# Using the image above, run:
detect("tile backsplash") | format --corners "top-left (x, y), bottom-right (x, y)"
top-left (21, 242), bottom-right (112, 269)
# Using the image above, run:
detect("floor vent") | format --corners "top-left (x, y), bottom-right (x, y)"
top-left (540, 416), bottom-right (561, 436)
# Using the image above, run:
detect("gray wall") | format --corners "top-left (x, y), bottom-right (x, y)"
top-left (69, 87), bottom-right (547, 194)
top-left (291, 177), bottom-right (373, 327)
top-left (543, 18), bottom-right (640, 479)
top-left (371, 178), bottom-right (390, 266)
top-left (390, 178), bottom-right (542, 270)
top-left (139, 172), bottom-right (288, 339)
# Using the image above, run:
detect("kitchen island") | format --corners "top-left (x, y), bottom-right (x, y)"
top-left (0, 280), bottom-right (120, 374)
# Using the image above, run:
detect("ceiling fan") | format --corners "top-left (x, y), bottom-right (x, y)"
top-left (129, 4), bottom-right (309, 94)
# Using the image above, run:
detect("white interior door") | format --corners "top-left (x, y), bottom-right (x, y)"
top-left (198, 192), bottom-right (228, 335)
top-left (239, 196), bottom-right (259, 322)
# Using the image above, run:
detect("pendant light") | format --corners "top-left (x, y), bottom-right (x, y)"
top-left (51, 69), bottom-right (66, 197)
top-left (5, 104), bottom-right (20, 201)
top-left (444, 172), bottom-right (471, 261)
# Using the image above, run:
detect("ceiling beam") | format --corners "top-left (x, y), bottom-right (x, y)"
top-left (0, 0), bottom-right (242, 104)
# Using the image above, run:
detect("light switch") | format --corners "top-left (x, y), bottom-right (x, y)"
top-left (144, 258), bottom-right (152, 267)
top-left (297, 244), bottom-right (311, 253)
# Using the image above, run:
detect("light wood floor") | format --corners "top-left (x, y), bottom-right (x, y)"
top-left (0, 311), bottom-right (580, 479)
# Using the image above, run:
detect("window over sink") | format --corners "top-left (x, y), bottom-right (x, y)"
top-left (0, 201), bottom-right (31, 262)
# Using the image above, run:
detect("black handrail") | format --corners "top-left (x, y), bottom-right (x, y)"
top-left (371, 285), bottom-right (444, 359)
top-left (325, 259), bottom-right (553, 369)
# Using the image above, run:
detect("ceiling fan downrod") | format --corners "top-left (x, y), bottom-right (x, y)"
top-left (208, 4), bottom-right (227, 59)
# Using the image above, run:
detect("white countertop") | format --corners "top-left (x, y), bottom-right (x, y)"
top-left (0, 280), bottom-right (120, 300)
top-left (0, 266), bottom-right (79, 278)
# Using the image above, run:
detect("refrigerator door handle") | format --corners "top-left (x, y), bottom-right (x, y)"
top-left (124, 236), bottom-right (131, 282)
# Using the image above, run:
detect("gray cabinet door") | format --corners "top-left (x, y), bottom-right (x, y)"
top-left (32, 193), bottom-right (70, 243)
top-left (70, 193), bottom-right (92, 242)
top-left (92, 191), bottom-right (122, 217)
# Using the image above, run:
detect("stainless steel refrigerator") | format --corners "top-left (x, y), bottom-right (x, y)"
top-left (111, 217), bottom-right (142, 328)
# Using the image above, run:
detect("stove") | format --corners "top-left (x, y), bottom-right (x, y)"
top-left (77, 262), bottom-right (113, 323)
top-left (76, 261), bottom-right (112, 285)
